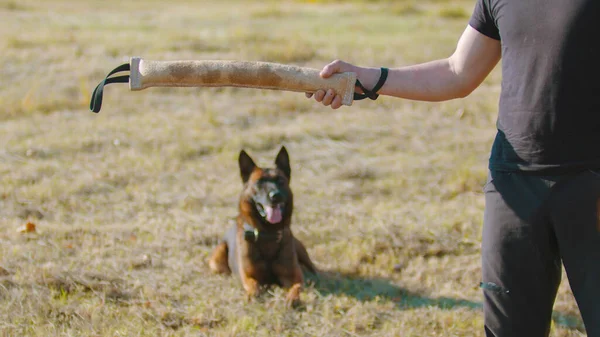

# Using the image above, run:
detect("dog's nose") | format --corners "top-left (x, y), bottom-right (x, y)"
top-left (269, 190), bottom-right (283, 203)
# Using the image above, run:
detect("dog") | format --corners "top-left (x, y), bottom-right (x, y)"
top-left (209, 146), bottom-right (317, 307)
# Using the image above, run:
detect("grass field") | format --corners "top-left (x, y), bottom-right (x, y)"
top-left (0, 0), bottom-right (587, 336)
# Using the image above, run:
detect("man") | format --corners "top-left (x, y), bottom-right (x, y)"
top-left (306, 1), bottom-right (599, 336)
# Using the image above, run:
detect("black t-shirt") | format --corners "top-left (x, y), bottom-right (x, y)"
top-left (469, 0), bottom-right (600, 173)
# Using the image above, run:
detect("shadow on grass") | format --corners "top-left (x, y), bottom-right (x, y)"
top-left (304, 270), bottom-right (480, 310)
top-left (304, 270), bottom-right (585, 332)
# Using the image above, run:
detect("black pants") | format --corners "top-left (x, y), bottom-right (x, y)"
top-left (482, 169), bottom-right (600, 337)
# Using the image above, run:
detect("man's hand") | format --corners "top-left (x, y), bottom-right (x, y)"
top-left (306, 26), bottom-right (501, 108)
top-left (305, 60), bottom-right (375, 110)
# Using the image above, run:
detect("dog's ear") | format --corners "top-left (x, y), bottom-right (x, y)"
top-left (274, 146), bottom-right (291, 181)
top-left (239, 150), bottom-right (256, 183)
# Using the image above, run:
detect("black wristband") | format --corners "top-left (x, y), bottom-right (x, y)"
top-left (353, 67), bottom-right (389, 101)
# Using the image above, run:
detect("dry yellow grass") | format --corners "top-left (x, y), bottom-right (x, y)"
top-left (0, 0), bottom-right (585, 336)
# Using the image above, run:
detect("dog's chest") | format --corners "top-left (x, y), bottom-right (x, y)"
top-left (248, 241), bottom-right (282, 263)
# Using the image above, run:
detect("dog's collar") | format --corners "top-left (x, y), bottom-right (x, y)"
top-left (243, 222), bottom-right (283, 243)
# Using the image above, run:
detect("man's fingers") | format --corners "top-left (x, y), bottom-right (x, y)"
top-left (322, 89), bottom-right (336, 106)
top-left (314, 89), bottom-right (326, 102)
top-left (330, 95), bottom-right (343, 110)
top-left (308, 89), bottom-right (343, 109)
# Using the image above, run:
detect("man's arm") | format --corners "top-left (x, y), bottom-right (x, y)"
top-left (309, 25), bottom-right (501, 109)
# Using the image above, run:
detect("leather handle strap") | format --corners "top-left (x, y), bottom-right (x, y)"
top-left (89, 63), bottom-right (130, 113)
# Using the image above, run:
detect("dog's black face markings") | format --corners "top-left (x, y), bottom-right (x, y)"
top-left (239, 146), bottom-right (292, 225)
top-left (251, 173), bottom-right (290, 224)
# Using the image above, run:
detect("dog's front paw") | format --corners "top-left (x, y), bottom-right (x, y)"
top-left (246, 292), bottom-right (257, 303)
top-left (285, 296), bottom-right (301, 309)
top-left (242, 277), bottom-right (262, 303)
top-left (285, 284), bottom-right (302, 309)
top-left (245, 289), bottom-right (260, 302)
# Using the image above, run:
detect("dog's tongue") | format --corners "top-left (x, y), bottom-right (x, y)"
top-left (264, 205), bottom-right (282, 224)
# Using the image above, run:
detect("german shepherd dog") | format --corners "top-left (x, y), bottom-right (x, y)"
top-left (209, 146), bottom-right (317, 307)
